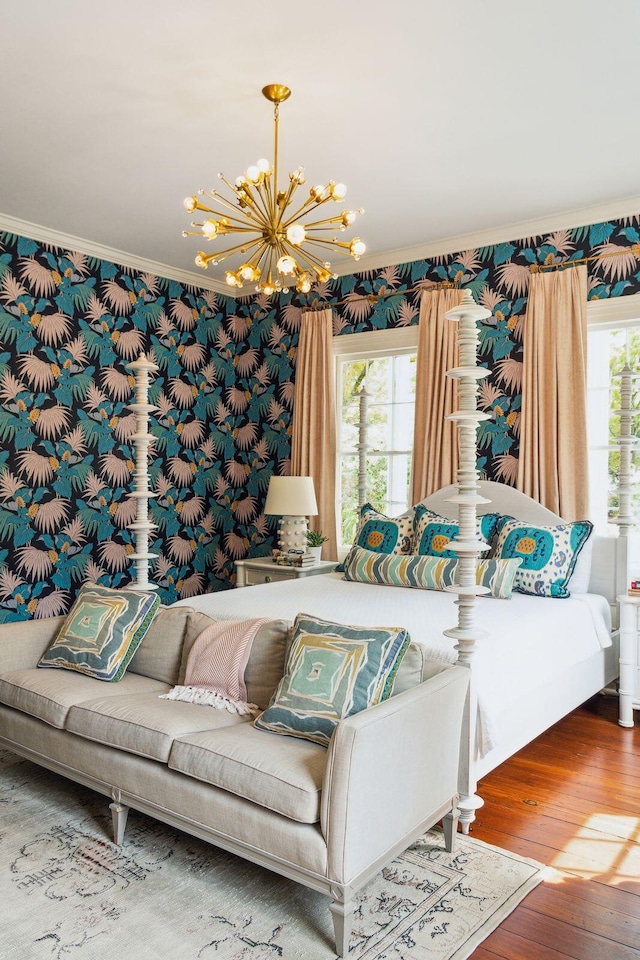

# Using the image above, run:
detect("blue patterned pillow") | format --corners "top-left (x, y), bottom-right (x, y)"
top-left (38, 584), bottom-right (160, 681)
top-left (343, 545), bottom-right (522, 599)
top-left (336, 503), bottom-right (415, 572)
top-left (491, 517), bottom-right (593, 598)
top-left (254, 612), bottom-right (410, 746)
top-left (414, 505), bottom-right (500, 559)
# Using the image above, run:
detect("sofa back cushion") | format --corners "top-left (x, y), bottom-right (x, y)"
top-left (128, 605), bottom-right (193, 685)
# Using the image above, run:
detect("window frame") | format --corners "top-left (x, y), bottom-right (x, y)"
top-left (334, 327), bottom-right (419, 553)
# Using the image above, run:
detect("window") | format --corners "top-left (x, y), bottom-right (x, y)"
top-left (587, 320), bottom-right (640, 533)
top-left (334, 330), bottom-right (418, 551)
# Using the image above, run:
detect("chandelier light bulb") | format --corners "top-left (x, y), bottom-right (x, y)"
top-left (310, 185), bottom-right (325, 202)
top-left (202, 219), bottom-right (219, 239)
top-left (296, 273), bottom-right (312, 294)
top-left (183, 196), bottom-right (197, 213)
top-left (246, 165), bottom-right (260, 183)
top-left (277, 255), bottom-right (296, 275)
top-left (195, 252), bottom-right (208, 269)
top-left (286, 224), bottom-right (306, 246)
top-left (341, 210), bottom-right (357, 226)
top-left (331, 183), bottom-right (347, 200)
top-left (350, 238), bottom-right (366, 258)
top-left (257, 158), bottom-right (270, 173)
top-left (240, 263), bottom-right (259, 282)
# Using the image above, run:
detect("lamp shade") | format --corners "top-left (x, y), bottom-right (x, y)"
top-left (264, 476), bottom-right (318, 516)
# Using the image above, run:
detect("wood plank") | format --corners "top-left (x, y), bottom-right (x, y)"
top-left (523, 883), bottom-right (640, 949)
top-left (478, 927), bottom-right (585, 960)
top-left (500, 907), bottom-right (640, 960)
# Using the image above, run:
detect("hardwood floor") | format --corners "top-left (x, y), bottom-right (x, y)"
top-left (469, 695), bottom-right (640, 959)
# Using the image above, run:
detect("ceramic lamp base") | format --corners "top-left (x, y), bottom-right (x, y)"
top-left (278, 516), bottom-right (308, 552)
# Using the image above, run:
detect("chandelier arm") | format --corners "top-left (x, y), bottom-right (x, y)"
top-left (285, 242), bottom-right (331, 275)
top-left (302, 216), bottom-right (353, 230)
top-left (212, 181), bottom-right (271, 230)
top-left (204, 189), bottom-right (270, 230)
top-left (274, 177), bottom-right (302, 233)
top-left (304, 236), bottom-right (358, 256)
top-left (261, 177), bottom-right (276, 226)
top-left (206, 237), bottom-right (266, 267)
top-left (241, 179), bottom-right (273, 227)
top-left (281, 195), bottom-right (334, 229)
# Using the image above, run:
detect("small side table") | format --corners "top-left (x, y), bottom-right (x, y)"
top-left (235, 558), bottom-right (336, 588)
top-left (617, 595), bottom-right (640, 727)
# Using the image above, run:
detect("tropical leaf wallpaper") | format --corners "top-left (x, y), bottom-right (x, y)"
top-left (0, 213), bottom-right (639, 620)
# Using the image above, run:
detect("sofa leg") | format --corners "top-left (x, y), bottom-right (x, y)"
top-left (442, 807), bottom-right (459, 852)
top-left (329, 894), bottom-right (354, 957)
top-left (109, 791), bottom-right (130, 846)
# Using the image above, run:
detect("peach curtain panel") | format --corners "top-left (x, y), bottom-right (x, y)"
top-left (410, 288), bottom-right (465, 504)
top-left (517, 264), bottom-right (588, 521)
top-left (291, 308), bottom-right (338, 560)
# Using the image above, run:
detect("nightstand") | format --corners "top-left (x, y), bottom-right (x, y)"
top-left (235, 558), bottom-right (336, 587)
top-left (617, 595), bottom-right (640, 727)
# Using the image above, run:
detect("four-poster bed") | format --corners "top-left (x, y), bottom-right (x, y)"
top-left (171, 290), bottom-right (627, 830)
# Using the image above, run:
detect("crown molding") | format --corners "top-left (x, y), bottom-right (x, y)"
top-left (330, 193), bottom-right (640, 277)
top-left (0, 213), bottom-right (232, 297)
top-left (4, 194), bottom-right (640, 303)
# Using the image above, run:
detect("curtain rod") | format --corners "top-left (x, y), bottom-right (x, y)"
top-left (531, 242), bottom-right (640, 273)
top-left (301, 280), bottom-right (458, 312)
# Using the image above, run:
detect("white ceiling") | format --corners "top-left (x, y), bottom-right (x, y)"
top-left (2, 0), bottom-right (640, 293)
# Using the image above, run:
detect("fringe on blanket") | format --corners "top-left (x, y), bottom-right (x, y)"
top-left (159, 686), bottom-right (260, 715)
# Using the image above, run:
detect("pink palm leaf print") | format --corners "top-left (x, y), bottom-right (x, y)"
top-left (18, 257), bottom-right (57, 297)
top-left (34, 312), bottom-right (72, 346)
top-left (170, 299), bottom-right (198, 330)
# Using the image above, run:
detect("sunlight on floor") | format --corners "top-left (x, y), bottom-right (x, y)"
top-left (547, 813), bottom-right (640, 887)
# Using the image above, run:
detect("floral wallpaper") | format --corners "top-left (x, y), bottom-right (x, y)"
top-left (0, 212), bottom-right (639, 621)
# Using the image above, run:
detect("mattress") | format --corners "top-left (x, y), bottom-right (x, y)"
top-left (174, 573), bottom-right (612, 757)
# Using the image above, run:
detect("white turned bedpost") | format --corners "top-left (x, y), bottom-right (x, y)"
top-left (357, 387), bottom-right (370, 511)
top-left (442, 290), bottom-right (492, 833)
top-left (614, 363), bottom-right (636, 540)
top-left (125, 353), bottom-right (159, 592)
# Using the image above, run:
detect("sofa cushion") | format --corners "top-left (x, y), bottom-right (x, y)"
top-left (38, 584), bottom-right (160, 682)
top-left (66, 692), bottom-right (248, 762)
top-left (128, 605), bottom-right (193, 685)
top-left (169, 722), bottom-right (326, 824)
top-left (0, 669), bottom-right (168, 729)
top-left (254, 613), bottom-right (410, 746)
top-left (180, 614), bottom-right (291, 710)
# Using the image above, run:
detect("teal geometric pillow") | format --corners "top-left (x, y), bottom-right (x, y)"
top-left (414, 505), bottom-right (500, 559)
top-left (491, 517), bottom-right (593, 598)
top-left (342, 545), bottom-right (522, 599)
top-left (336, 503), bottom-right (414, 572)
top-left (254, 612), bottom-right (410, 746)
top-left (38, 584), bottom-right (160, 681)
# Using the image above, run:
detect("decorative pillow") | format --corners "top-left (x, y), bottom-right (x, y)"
top-left (343, 545), bottom-right (522, 599)
top-left (254, 612), bottom-right (410, 746)
top-left (413, 505), bottom-right (500, 559)
top-left (336, 503), bottom-right (414, 571)
top-left (38, 584), bottom-right (160, 681)
top-left (491, 517), bottom-right (593, 598)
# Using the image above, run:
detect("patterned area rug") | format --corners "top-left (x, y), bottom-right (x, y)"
top-left (0, 749), bottom-right (545, 959)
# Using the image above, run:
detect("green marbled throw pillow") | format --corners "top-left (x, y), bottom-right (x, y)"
top-left (38, 583), bottom-right (160, 681)
top-left (254, 612), bottom-right (410, 746)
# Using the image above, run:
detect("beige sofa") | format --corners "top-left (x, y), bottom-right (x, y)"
top-left (0, 605), bottom-right (469, 955)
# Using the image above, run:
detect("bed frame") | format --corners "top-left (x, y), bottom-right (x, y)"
top-left (422, 292), bottom-right (625, 832)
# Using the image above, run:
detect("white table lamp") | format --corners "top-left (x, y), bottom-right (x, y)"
top-left (264, 476), bottom-right (318, 552)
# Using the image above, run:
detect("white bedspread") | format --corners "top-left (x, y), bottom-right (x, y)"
top-left (174, 573), bottom-right (612, 757)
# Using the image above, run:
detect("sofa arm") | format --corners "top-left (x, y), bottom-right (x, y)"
top-left (321, 664), bottom-right (469, 885)
top-left (0, 616), bottom-right (63, 672)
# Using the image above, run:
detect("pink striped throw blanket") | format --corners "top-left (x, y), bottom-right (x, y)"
top-left (160, 617), bottom-right (270, 714)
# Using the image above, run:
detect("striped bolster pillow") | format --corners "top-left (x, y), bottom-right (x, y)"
top-left (342, 546), bottom-right (522, 599)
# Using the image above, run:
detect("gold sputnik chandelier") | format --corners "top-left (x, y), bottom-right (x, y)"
top-left (183, 84), bottom-right (365, 295)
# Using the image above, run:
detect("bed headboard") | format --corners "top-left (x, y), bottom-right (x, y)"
top-left (422, 480), bottom-right (626, 620)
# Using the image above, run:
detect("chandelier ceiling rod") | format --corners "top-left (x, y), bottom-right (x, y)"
top-left (183, 84), bottom-right (366, 297)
